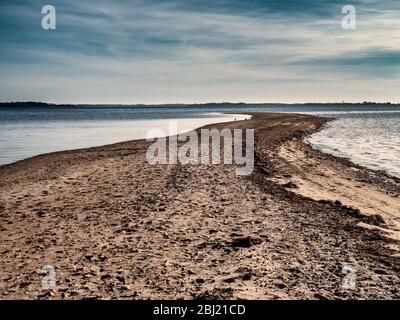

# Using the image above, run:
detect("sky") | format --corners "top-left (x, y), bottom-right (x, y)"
top-left (0, 0), bottom-right (400, 104)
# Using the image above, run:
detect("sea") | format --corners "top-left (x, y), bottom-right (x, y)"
top-left (0, 104), bottom-right (399, 178)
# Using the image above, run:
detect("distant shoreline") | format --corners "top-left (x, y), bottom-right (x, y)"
top-left (0, 101), bottom-right (398, 108)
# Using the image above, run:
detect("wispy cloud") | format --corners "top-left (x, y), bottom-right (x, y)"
top-left (0, 0), bottom-right (400, 103)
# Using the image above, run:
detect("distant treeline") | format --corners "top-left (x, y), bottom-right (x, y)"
top-left (0, 102), bottom-right (75, 108)
top-left (0, 102), bottom-right (249, 108)
top-left (0, 101), bottom-right (396, 108)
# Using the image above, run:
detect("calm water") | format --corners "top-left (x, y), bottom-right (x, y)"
top-left (0, 106), bottom-right (248, 165)
top-left (305, 110), bottom-right (400, 178)
top-left (0, 104), bottom-right (399, 178)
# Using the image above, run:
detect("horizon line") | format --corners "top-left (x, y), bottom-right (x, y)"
top-left (1, 101), bottom-right (399, 106)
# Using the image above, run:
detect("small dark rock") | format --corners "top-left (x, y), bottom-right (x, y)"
top-left (231, 236), bottom-right (261, 248)
top-left (100, 274), bottom-right (112, 280)
top-left (84, 254), bottom-right (94, 261)
top-left (242, 273), bottom-right (252, 281)
top-left (275, 283), bottom-right (287, 289)
top-left (282, 182), bottom-right (298, 189)
top-left (363, 214), bottom-right (386, 227)
top-left (223, 277), bottom-right (236, 284)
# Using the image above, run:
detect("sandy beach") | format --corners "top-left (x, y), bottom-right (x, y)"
top-left (0, 112), bottom-right (399, 300)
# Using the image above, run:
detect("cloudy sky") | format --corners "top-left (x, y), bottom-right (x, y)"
top-left (1, 0), bottom-right (400, 104)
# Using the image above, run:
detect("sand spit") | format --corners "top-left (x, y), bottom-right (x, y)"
top-left (0, 113), bottom-right (399, 299)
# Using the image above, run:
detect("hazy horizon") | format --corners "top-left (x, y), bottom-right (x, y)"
top-left (1, 101), bottom-right (399, 106)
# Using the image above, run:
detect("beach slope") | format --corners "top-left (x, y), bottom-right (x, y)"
top-left (0, 113), bottom-right (399, 299)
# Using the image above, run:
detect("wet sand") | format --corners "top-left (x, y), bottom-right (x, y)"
top-left (0, 112), bottom-right (399, 299)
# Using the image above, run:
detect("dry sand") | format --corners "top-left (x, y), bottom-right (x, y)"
top-left (0, 113), bottom-right (399, 299)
